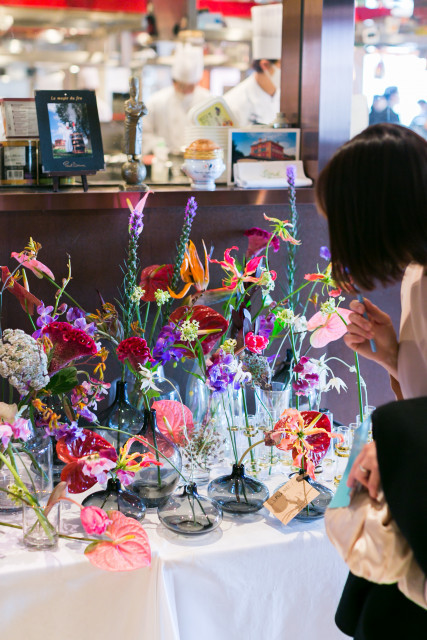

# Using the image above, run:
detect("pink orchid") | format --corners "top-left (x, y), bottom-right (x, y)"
top-left (11, 418), bottom-right (32, 441)
top-left (0, 423), bottom-right (13, 448)
top-left (307, 308), bottom-right (351, 348)
top-left (80, 506), bottom-right (111, 535)
top-left (81, 454), bottom-right (117, 484)
top-left (209, 246), bottom-right (263, 291)
top-left (84, 510), bottom-right (151, 572)
top-left (11, 252), bottom-right (54, 280)
top-left (152, 400), bottom-right (194, 446)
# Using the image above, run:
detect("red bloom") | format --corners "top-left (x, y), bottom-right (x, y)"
top-left (116, 337), bottom-right (153, 371)
top-left (169, 305), bottom-right (228, 357)
top-left (41, 321), bottom-right (98, 373)
top-left (139, 264), bottom-right (173, 302)
top-left (244, 227), bottom-right (280, 259)
top-left (57, 429), bottom-right (117, 493)
top-left (1, 266), bottom-right (41, 315)
top-left (245, 332), bottom-right (269, 354)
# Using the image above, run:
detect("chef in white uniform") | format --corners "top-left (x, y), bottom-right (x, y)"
top-left (224, 3), bottom-right (282, 127)
top-left (142, 43), bottom-right (211, 154)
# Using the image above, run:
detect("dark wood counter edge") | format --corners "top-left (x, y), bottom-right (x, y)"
top-left (0, 186), bottom-right (316, 211)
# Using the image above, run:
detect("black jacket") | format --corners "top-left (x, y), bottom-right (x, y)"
top-left (335, 398), bottom-right (427, 639)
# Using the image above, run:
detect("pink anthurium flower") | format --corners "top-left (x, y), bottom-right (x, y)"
top-left (84, 510), bottom-right (151, 572)
top-left (152, 399), bottom-right (194, 446)
top-left (307, 308), bottom-right (351, 348)
top-left (11, 252), bottom-right (54, 280)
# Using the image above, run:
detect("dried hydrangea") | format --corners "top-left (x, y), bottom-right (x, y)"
top-left (0, 329), bottom-right (49, 395)
top-left (242, 352), bottom-right (271, 389)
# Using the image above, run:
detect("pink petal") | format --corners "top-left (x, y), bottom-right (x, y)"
top-left (84, 510), bottom-right (151, 572)
top-left (223, 247), bottom-right (239, 267)
top-left (134, 190), bottom-right (153, 214)
top-left (11, 253), bottom-right (54, 280)
top-left (244, 256), bottom-right (263, 275)
top-left (152, 400), bottom-right (194, 445)
top-left (308, 309), bottom-right (351, 348)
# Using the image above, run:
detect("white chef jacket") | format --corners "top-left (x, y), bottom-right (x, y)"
top-left (142, 85), bottom-right (211, 154)
top-left (223, 74), bottom-right (280, 127)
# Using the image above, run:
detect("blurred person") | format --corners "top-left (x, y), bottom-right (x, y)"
top-left (223, 3), bottom-right (282, 126)
top-left (142, 43), bottom-right (210, 155)
top-left (369, 86), bottom-right (400, 125)
top-left (316, 123), bottom-right (427, 637)
top-left (410, 99), bottom-right (427, 140)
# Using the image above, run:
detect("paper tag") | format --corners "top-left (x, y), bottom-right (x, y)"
top-left (264, 475), bottom-right (320, 525)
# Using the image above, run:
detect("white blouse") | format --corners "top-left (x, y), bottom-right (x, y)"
top-left (398, 263), bottom-right (427, 399)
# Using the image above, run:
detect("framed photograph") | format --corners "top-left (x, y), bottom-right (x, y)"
top-left (227, 127), bottom-right (300, 185)
top-left (35, 90), bottom-right (104, 175)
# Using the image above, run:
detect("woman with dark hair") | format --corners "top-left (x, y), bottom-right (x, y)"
top-left (317, 123), bottom-right (427, 638)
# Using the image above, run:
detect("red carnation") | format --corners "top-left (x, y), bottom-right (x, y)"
top-left (139, 264), bottom-right (173, 302)
top-left (245, 332), bottom-right (269, 354)
top-left (41, 321), bottom-right (98, 373)
top-left (116, 337), bottom-right (153, 371)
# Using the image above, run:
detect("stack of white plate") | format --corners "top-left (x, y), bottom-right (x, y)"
top-left (183, 125), bottom-right (230, 183)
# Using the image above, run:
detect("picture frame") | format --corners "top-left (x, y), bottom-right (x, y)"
top-left (227, 127), bottom-right (300, 185)
top-left (34, 90), bottom-right (104, 176)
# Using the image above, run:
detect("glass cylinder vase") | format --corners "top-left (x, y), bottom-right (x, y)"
top-left (207, 463), bottom-right (269, 514)
top-left (158, 483), bottom-right (222, 536)
top-left (96, 380), bottom-right (144, 453)
top-left (82, 477), bottom-right (146, 521)
top-left (22, 501), bottom-right (60, 550)
top-left (128, 408), bottom-right (182, 508)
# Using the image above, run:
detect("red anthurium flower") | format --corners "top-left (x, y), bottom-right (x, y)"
top-left (169, 305), bottom-right (228, 357)
top-left (57, 429), bottom-right (117, 493)
top-left (209, 247), bottom-right (264, 292)
top-left (1, 266), bottom-right (41, 315)
top-left (139, 264), bottom-right (174, 302)
top-left (245, 332), bottom-right (269, 354)
top-left (152, 399), bottom-right (194, 446)
top-left (84, 510), bottom-right (151, 572)
top-left (41, 321), bottom-right (98, 373)
top-left (116, 337), bottom-right (153, 371)
top-left (11, 251), bottom-right (54, 280)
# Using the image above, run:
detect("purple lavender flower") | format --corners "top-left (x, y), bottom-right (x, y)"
top-left (184, 196), bottom-right (198, 224)
top-left (286, 164), bottom-right (296, 186)
top-left (320, 246), bottom-right (331, 261)
top-left (129, 205), bottom-right (144, 238)
top-left (152, 323), bottom-right (186, 364)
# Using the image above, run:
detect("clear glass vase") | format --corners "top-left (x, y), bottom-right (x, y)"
top-left (158, 483), bottom-right (222, 536)
top-left (22, 502), bottom-right (60, 550)
top-left (207, 463), bottom-right (269, 514)
top-left (128, 409), bottom-right (182, 508)
top-left (82, 477), bottom-right (146, 521)
top-left (124, 366), bottom-right (180, 409)
top-left (96, 380), bottom-right (144, 453)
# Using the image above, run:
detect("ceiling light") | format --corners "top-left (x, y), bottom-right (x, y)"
top-left (0, 14), bottom-right (13, 32)
top-left (9, 39), bottom-right (23, 54)
top-left (69, 65), bottom-right (80, 74)
top-left (42, 29), bottom-right (64, 44)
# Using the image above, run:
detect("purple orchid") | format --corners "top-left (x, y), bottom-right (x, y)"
top-left (320, 246), bottom-right (331, 261)
top-left (258, 313), bottom-right (275, 340)
top-left (152, 323), bottom-right (186, 364)
top-left (206, 349), bottom-right (237, 394)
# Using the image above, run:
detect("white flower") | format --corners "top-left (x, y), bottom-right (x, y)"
top-left (259, 270), bottom-right (276, 294)
top-left (276, 308), bottom-right (295, 326)
top-left (154, 289), bottom-right (171, 307)
top-left (179, 319), bottom-right (199, 343)
top-left (320, 298), bottom-right (337, 316)
top-left (232, 360), bottom-right (252, 386)
top-left (293, 315), bottom-right (307, 333)
top-left (130, 286), bottom-right (145, 303)
top-left (324, 377), bottom-right (348, 394)
top-left (138, 365), bottom-right (161, 392)
top-left (0, 329), bottom-right (49, 395)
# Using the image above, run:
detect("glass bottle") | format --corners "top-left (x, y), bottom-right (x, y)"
top-left (158, 482), bottom-right (222, 536)
top-left (207, 463), bottom-right (269, 514)
top-left (82, 477), bottom-right (146, 521)
top-left (129, 408), bottom-right (182, 508)
top-left (96, 381), bottom-right (143, 453)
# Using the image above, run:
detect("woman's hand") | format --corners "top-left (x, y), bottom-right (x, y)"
top-left (344, 298), bottom-right (398, 377)
top-left (347, 441), bottom-right (381, 500)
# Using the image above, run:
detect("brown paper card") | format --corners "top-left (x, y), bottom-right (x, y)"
top-left (264, 475), bottom-right (320, 525)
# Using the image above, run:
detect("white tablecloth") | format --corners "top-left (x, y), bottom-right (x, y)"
top-left (0, 482), bottom-right (349, 640)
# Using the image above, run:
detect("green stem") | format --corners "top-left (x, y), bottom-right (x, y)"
top-left (148, 305), bottom-right (161, 347)
top-left (354, 352), bottom-right (364, 422)
top-left (289, 329), bottom-right (299, 410)
top-left (237, 438), bottom-right (265, 467)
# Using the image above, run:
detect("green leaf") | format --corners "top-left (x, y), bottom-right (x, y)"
top-left (84, 541), bottom-right (102, 554)
top-left (45, 367), bottom-right (79, 394)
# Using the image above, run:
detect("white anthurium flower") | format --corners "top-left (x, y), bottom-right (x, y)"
top-left (325, 377), bottom-right (348, 394)
top-left (0, 402), bottom-right (18, 423)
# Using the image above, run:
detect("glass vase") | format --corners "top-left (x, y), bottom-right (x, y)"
top-left (128, 408), bottom-right (182, 508)
top-left (96, 380), bottom-right (144, 453)
top-left (124, 365), bottom-right (180, 408)
top-left (184, 371), bottom-right (230, 484)
top-left (158, 483), bottom-right (222, 536)
top-left (22, 502), bottom-right (60, 550)
top-left (255, 382), bottom-right (291, 475)
top-left (82, 477), bottom-right (146, 521)
top-left (207, 463), bottom-right (269, 514)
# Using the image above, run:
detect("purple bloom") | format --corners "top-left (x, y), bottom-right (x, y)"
top-left (286, 165), bottom-right (296, 186)
top-left (152, 323), bottom-right (186, 364)
top-left (292, 356), bottom-right (320, 396)
top-left (74, 316), bottom-right (97, 337)
top-left (66, 307), bottom-right (85, 323)
top-left (33, 301), bottom-right (57, 338)
top-left (320, 246), bottom-right (331, 261)
top-left (48, 421), bottom-right (84, 444)
top-left (258, 313), bottom-right (275, 340)
top-left (116, 469), bottom-right (135, 486)
top-left (206, 349), bottom-right (237, 394)
top-left (184, 196), bottom-right (197, 225)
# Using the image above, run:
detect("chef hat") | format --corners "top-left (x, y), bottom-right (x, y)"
top-left (251, 3), bottom-right (283, 60)
top-left (171, 43), bottom-right (204, 84)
